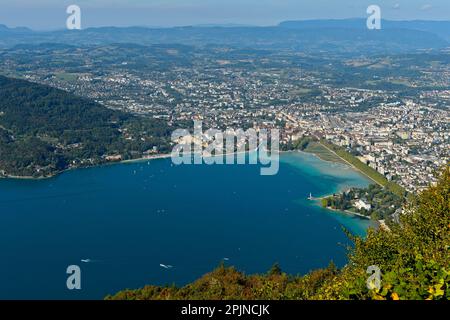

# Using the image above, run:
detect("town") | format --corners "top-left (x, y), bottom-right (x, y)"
top-left (0, 43), bottom-right (448, 193)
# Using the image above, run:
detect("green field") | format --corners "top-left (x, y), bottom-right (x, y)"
top-left (303, 141), bottom-right (346, 164)
top-left (319, 140), bottom-right (407, 197)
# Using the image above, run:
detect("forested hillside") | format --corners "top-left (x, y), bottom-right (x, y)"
top-left (0, 76), bottom-right (174, 177)
top-left (108, 167), bottom-right (449, 300)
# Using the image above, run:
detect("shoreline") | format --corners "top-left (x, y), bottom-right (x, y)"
top-left (286, 150), bottom-right (375, 222)
top-left (307, 195), bottom-right (372, 221)
top-left (2, 146), bottom-right (378, 225)
top-left (294, 144), bottom-right (391, 225)
top-left (283, 148), bottom-right (374, 190)
top-left (0, 145), bottom-right (374, 185)
top-left (0, 148), bottom-right (262, 181)
top-left (311, 142), bottom-right (382, 186)
top-left (0, 153), bottom-right (173, 181)
top-left (120, 153), bottom-right (172, 164)
top-left (324, 206), bottom-right (371, 220)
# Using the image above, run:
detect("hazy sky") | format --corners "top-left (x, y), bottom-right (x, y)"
top-left (0, 0), bottom-right (448, 30)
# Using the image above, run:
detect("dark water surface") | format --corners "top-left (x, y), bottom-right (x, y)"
top-left (0, 152), bottom-right (372, 299)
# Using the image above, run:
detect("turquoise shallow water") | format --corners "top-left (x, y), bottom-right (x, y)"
top-left (0, 151), bottom-right (372, 299)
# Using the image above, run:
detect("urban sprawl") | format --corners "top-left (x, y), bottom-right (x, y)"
top-left (2, 44), bottom-right (449, 193)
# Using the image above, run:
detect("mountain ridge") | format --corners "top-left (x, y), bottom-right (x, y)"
top-left (0, 19), bottom-right (448, 54)
top-left (1, 18), bottom-right (449, 32)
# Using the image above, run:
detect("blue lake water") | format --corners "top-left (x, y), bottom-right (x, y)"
top-left (0, 151), bottom-right (372, 299)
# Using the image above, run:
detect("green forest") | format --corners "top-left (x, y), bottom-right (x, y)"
top-left (321, 184), bottom-right (405, 220)
top-left (108, 166), bottom-right (449, 300)
top-left (0, 76), bottom-right (176, 177)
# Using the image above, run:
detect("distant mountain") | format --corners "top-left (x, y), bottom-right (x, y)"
top-left (0, 19), bottom-right (448, 55)
top-left (193, 23), bottom-right (255, 28)
top-left (279, 19), bottom-right (450, 41)
top-left (384, 20), bottom-right (450, 42)
top-left (0, 24), bottom-right (32, 34)
top-left (280, 19), bottom-right (370, 29)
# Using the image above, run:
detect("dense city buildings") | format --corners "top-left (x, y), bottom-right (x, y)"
top-left (1, 43), bottom-right (448, 192)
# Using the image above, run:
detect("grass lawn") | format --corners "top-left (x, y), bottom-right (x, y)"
top-left (303, 141), bottom-right (346, 164)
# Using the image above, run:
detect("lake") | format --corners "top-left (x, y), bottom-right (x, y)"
top-left (0, 151), bottom-right (372, 299)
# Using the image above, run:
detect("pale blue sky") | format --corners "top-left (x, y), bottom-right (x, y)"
top-left (0, 0), bottom-right (448, 30)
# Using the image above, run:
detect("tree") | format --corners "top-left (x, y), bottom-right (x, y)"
top-left (320, 166), bottom-right (449, 300)
top-left (268, 263), bottom-right (282, 276)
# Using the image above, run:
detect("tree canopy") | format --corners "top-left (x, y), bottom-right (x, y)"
top-left (0, 75), bottom-right (174, 177)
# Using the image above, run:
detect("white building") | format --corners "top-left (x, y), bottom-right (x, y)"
top-left (355, 199), bottom-right (372, 211)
